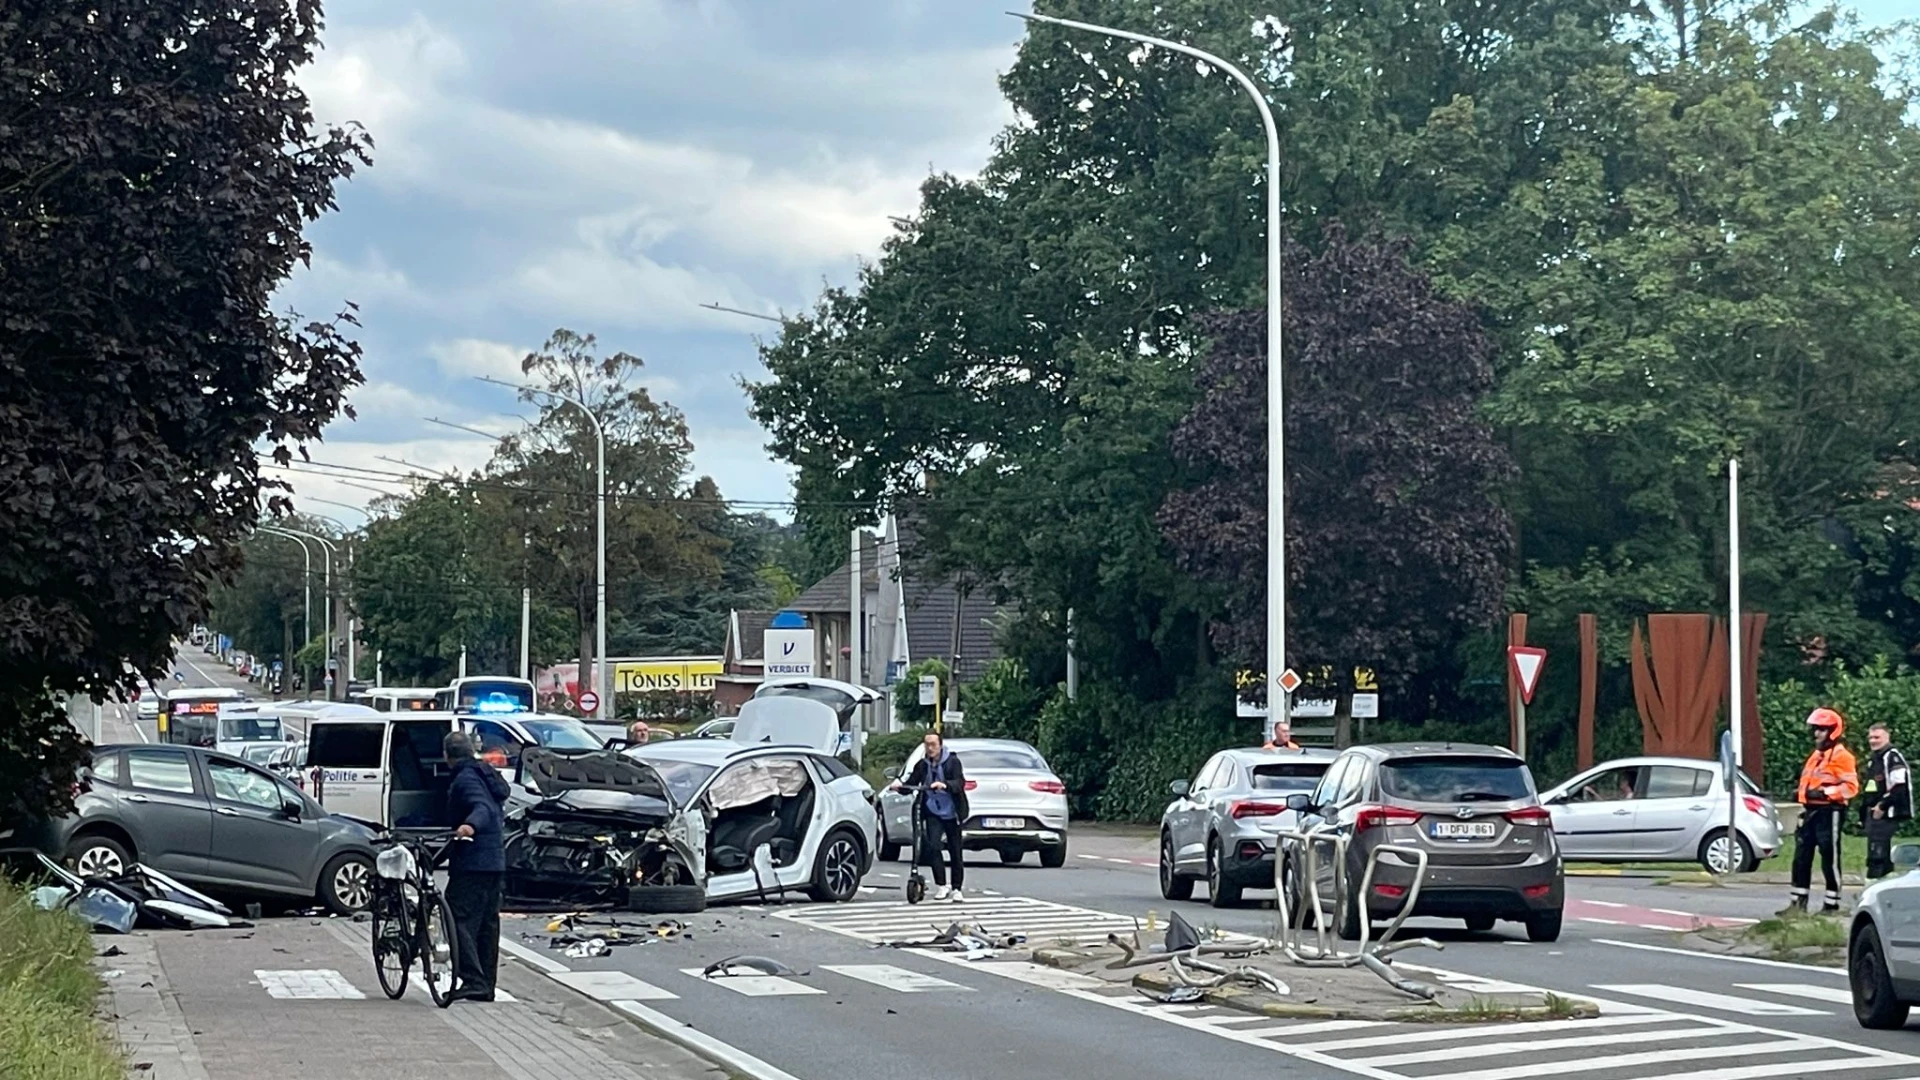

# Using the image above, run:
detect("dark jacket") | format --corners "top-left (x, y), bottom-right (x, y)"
top-left (904, 751), bottom-right (969, 823)
top-left (446, 757), bottom-right (510, 873)
top-left (1867, 746), bottom-right (1913, 820)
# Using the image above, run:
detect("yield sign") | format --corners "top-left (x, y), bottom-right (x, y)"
top-left (1508, 647), bottom-right (1547, 705)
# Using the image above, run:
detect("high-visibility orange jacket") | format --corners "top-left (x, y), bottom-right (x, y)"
top-left (1797, 742), bottom-right (1860, 807)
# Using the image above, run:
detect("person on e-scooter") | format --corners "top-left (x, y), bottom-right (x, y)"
top-left (892, 731), bottom-right (970, 903)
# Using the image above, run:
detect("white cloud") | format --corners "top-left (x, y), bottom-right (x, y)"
top-left (428, 339), bottom-right (526, 382)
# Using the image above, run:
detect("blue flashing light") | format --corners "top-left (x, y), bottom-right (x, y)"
top-left (472, 693), bottom-right (527, 714)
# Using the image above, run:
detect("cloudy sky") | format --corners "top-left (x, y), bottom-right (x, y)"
top-left (279, 0), bottom-right (1911, 526)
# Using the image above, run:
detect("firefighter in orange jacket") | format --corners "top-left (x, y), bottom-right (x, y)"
top-left (1786, 708), bottom-right (1859, 914)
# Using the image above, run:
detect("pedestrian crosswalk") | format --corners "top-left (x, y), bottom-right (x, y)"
top-left (772, 893), bottom-right (1211, 946)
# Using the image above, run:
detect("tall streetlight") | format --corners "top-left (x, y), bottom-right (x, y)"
top-left (301, 502), bottom-right (364, 688)
top-left (279, 527), bottom-right (336, 698)
top-left (1013, 11), bottom-right (1289, 718)
top-left (477, 377), bottom-right (609, 722)
top-left (259, 527), bottom-right (311, 692)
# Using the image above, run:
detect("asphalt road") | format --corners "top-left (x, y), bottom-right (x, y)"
top-left (506, 833), bottom-right (1920, 1080)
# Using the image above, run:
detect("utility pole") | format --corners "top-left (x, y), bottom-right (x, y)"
top-left (520, 532), bottom-right (532, 680)
top-left (1065, 608), bottom-right (1078, 701)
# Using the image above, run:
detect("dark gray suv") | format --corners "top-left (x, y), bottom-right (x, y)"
top-left (1281, 743), bottom-right (1564, 942)
top-left (1, 744), bottom-right (378, 915)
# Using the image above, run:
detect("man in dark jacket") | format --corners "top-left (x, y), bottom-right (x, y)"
top-left (444, 730), bottom-right (509, 1002)
top-left (1864, 723), bottom-right (1911, 880)
top-left (894, 731), bottom-right (970, 902)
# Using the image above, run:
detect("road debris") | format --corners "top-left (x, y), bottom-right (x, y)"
top-left (34, 855), bottom-right (244, 933)
top-left (702, 955), bottom-right (806, 978)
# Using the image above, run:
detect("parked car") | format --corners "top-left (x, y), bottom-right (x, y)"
top-left (1849, 843), bottom-right (1920, 1028)
top-left (1160, 747), bottom-right (1339, 907)
top-left (688, 718), bottom-right (736, 740)
top-left (0, 744), bottom-right (378, 915)
top-left (878, 738), bottom-right (1071, 867)
top-left (1538, 755), bottom-right (1781, 873)
top-left (619, 696), bottom-right (879, 907)
top-left (1280, 743), bottom-right (1564, 942)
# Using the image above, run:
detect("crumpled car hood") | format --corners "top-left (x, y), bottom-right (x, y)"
top-left (520, 746), bottom-right (676, 808)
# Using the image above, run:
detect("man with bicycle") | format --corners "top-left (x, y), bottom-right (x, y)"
top-left (445, 731), bottom-right (509, 1003)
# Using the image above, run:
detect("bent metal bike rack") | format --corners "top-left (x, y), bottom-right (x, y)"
top-left (1269, 821), bottom-right (1444, 1000)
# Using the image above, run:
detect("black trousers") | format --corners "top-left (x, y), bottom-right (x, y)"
top-left (920, 815), bottom-right (965, 889)
top-left (446, 871), bottom-right (503, 992)
top-left (1867, 813), bottom-right (1901, 879)
top-left (1791, 806), bottom-right (1843, 908)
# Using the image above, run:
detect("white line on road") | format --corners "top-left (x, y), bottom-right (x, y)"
top-left (1591, 984), bottom-right (1827, 1016)
top-left (551, 970), bottom-right (677, 1001)
top-left (497, 935), bottom-right (570, 974)
top-left (1434, 1040), bottom-right (1819, 1080)
top-left (1298, 1012), bottom-right (1678, 1052)
top-left (819, 965), bottom-right (970, 993)
top-left (610, 1001), bottom-right (806, 1080)
top-left (1348, 1024), bottom-right (1749, 1068)
top-left (1614, 1057), bottom-right (1914, 1080)
top-left (1732, 982), bottom-right (1856, 1005)
top-left (681, 969), bottom-right (823, 996)
top-left (1596, 937), bottom-right (1854, 976)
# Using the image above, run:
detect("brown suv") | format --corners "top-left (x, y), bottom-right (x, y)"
top-left (1280, 743), bottom-right (1563, 942)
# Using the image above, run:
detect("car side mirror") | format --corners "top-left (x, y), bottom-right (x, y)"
top-left (1168, 779), bottom-right (1190, 797)
top-left (281, 798), bottom-right (303, 820)
top-left (1284, 793), bottom-right (1313, 813)
top-left (883, 766), bottom-right (901, 780)
top-left (1895, 844), bottom-right (1920, 871)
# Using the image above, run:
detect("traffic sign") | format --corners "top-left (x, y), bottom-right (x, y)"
top-left (1277, 668), bottom-right (1302, 694)
top-left (1508, 647), bottom-right (1547, 705)
top-left (918, 676), bottom-right (939, 706)
top-left (577, 689), bottom-right (601, 714)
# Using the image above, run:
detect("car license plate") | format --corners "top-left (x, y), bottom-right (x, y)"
top-left (1431, 821), bottom-right (1496, 839)
top-left (982, 817), bottom-right (1024, 829)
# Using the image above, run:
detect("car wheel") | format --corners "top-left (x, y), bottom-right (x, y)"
top-left (1464, 914), bottom-right (1497, 933)
top-left (319, 852), bottom-right (374, 915)
top-left (67, 834), bottom-right (131, 879)
top-left (1280, 856), bottom-right (1311, 929)
top-left (1699, 828), bottom-right (1756, 874)
top-left (629, 883), bottom-right (708, 914)
top-left (1040, 840), bottom-right (1067, 869)
top-left (1337, 887), bottom-right (1363, 941)
top-left (999, 848), bottom-right (1026, 865)
top-left (1526, 908), bottom-right (1564, 943)
top-left (1852, 922), bottom-right (1911, 1029)
top-left (1160, 833), bottom-right (1194, 901)
top-left (1207, 837), bottom-right (1242, 908)
top-left (807, 829), bottom-right (865, 902)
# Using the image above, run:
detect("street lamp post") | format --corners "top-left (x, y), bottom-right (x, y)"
top-left (478, 377), bottom-right (610, 722)
top-left (1014, 11), bottom-right (1288, 717)
top-left (280, 528), bottom-right (336, 699)
top-left (260, 527), bottom-right (311, 692)
top-left (302, 502), bottom-right (364, 688)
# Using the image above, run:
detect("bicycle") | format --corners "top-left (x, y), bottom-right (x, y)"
top-left (368, 831), bottom-right (464, 1008)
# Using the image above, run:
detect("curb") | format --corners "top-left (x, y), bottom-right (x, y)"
top-left (496, 937), bottom-right (795, 1080)
top-left (1031, 947), bottom-right (1600, 1024)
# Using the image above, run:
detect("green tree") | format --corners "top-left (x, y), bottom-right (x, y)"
top-left (0, 0), bottom-right (367, 814)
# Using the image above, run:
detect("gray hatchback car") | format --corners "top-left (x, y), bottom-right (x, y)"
top-left (1281, 743), bottom-right (1564, 941)
top-left (0, 744), bottom-right (379, 915)
top-left (1160, 747), bottom-right (1339, 907)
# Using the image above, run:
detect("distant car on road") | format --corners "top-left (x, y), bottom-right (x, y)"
top-left (878, 737), bottom-right (1070, 867)
top-left (1280, 743), bottom-right (1565, 941)
top-left (1850, 844), bottom-right (1920, 1028)
top-left (2, 744), bottom-right (378, 915)
top-left (1538, 755), bottom-right (1781, 873)
top-left (688, 718), bottom-right (736, 740)
top-left (1160, 747), bottom-right (1339, 907)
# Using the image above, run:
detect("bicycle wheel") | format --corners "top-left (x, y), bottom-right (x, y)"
top-left (421, 891), bottom-right (460, 1009)
top-left (369, 892), bottom-right (409, 1000)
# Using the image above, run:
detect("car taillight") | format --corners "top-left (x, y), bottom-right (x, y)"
top-left (1505, 806), bottom-right (1552, 827)
top-left (1230, 800), bottom-right (1288, 819)
top-left (1354, 805), bottom-right (1423, 831)
top-left (1029, 780), bottom-right (1066, 794)
top-left (1372, 882), bottom-right (1408, 898)
top-left (963, 781), bottom-right (977, 791)
top-left (1741, 795), bottom-right (1766, 816)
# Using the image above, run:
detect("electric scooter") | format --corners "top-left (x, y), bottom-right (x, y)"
top-left (896, 783), bottom-right (929, 904)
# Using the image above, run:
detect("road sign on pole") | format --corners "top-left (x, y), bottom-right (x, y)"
top-left (1508, 647), bottom-right (1547, 705)
top-left (1277, 669), bottom-right (1302, 694)
top-left (577, 689), bottom-right (601, 715)
top-left (918, 676), bottom-right (939, 706)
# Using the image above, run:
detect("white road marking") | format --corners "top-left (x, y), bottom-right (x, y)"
top-left (1596, 937), bottom-right (1854, 975)
top-left (551, 970), bottom-right (677, 1001)
top-left (1591, 984), bottom-right (1827, 1016)
top-left (1732, 982), bottom-right (1855, 1005)
top-left (1300, 1012), bottom-right (1678, 1052)
top-left (254, 969), bottom-right (363, 1000)
top-left (1620, 1058), bottom-right (1913, 1080)
top-left (1348, 1025), bottom-right (1749, 1068)
top-left (1579, 917), bottom-right (1630, 925)
top-left (682, 968), bottom-right (823, 996)
top-left (1435, 1040), bottom-right (1819, 1080)
top-left (497, 935), bottom-right (570, 974)
top-left (1585, 900), bottom-right (1630, 908)
top-left (610, 1001), bottom-right (806, 1080)
top-left (1213, 1019), bottom-right (1384, 1037)
top-left (820, 964), bottom-right (970, 993)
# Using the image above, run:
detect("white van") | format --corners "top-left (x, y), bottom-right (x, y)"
top-left (347, 687), bottom-right (439, 713)
top-left (304, 713), bottom-right (457, 828)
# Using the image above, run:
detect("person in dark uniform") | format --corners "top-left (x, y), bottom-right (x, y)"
top-left (443, 730), bottom-right (509, 1002)
top-left (1863, 723), bottom-right (1911, 880)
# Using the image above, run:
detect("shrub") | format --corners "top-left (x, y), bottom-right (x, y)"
top-left (890, 659), bottom-right (952, 728)
top-left (0, 879), bottom-right (124, 1080)
top-left (1760, 658), bottom-right (1920, 797)
top-left (960, 657), bottom-right (1045, 743)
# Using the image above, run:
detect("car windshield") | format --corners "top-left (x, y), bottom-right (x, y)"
top-left (645, 759), bottom-right (718, 804)
top-left (239, 745), bottom-right (282, 764)
top-left (520, 720), bottom-right (602, 751)
top-left (958, 747), bottom-right (1046, 770)
top-left (1380, 756), bottom-right (1534, 802)
top-left (1251, 762), bottom-right (1329, 792)
top-left (220, 715), bottom-right (283, 742)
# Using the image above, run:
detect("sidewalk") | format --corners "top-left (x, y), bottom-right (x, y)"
top-left (100, 917), bottom-right (728, 1080)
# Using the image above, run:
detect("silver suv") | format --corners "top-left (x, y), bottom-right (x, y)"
top-left (1160, 747), bottom-right (1339, 907)
top-left (1281, 743), bottom-right (1564, 942)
